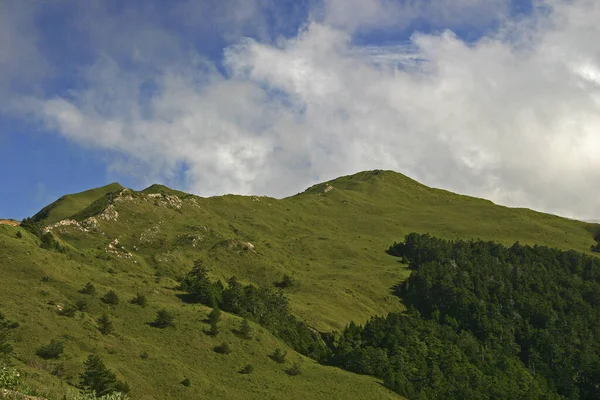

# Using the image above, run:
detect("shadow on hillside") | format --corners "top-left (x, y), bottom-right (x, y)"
top-left (175, 293), bottom-right (197, 304)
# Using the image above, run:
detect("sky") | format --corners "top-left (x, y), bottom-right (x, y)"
top-left (0, 0), bottom-right (599, 221)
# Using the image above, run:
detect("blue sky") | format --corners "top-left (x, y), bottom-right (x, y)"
top-left (1, 0), bottom-right (599, 221)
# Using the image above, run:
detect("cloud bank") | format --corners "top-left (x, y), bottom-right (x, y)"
top-left (2, 0), bottom-right (600, 219)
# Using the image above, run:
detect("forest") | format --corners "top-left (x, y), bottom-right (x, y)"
top-left (181, 234), bottom-right (600, 399)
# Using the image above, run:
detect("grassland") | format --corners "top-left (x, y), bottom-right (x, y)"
top-left (1, 170), bottom-right (597, 399)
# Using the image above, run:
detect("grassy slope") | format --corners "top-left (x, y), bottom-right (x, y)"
top-left (0, 225), bottom-right (399, 400)
top-left (31, 183), bottom-right (124, 225)
top-left (2, 169), bottom-right (598, 399)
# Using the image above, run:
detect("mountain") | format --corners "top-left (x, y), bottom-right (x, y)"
top-left (1, 170), bottom-right (598, 399)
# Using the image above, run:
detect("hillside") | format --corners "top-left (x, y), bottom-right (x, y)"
top-left (1, 170), bottom-right (598, 399)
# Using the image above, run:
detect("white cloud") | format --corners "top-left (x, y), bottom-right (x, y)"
top-left (10, 0), bottom-right (600, 220)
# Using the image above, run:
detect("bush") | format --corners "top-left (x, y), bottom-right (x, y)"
top-left (275, 274), bottom-right (295, 288)
top-left (80, 283), bottom-right (97, 295)
top-left (58, 305), bottom-right (78, 317)
top-left (269, 348), bottom-right (287, 363)
top-left (101, 291), bottom-right (120, 305)
top-left (151, 309), bottom-right (174, 328)
top-left (0, 361), bottom-right (20, 390)
top-left (40, 232), bottom-right (63, 252)
top-left (97, 314), bottom-right (114, 335)
top-left (239, 364), bottom-right (254, 374)
top-left (214, 342), bottom-right (231, 354)
top-left (286, 363), bottom-right (301, 376)
top-left (36, 339), bottom-right (64, 359)
top-left (129, 293), bottom-right (147, 307)
top-left (181, 377), bottom-right (191, 387)
top-left (139, 351), bottom-right (149, 360)
top-left (0, 312), bottom-right (14, 357)
top-left (76, 298), bottom-right (88, 312)
top-left (15, 231), bottom-right (22, 239)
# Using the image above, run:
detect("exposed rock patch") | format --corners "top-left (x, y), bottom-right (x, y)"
top-left (106, 238), bottom-right (132, 259)
top-left (98, 204), bottom-right (119, 221)
top-left (43, 219), bottom-right (87, 233)
top-left (146, 193), bottom-right (182, 209)
top-left (0, 219), bottom-right (19, 226)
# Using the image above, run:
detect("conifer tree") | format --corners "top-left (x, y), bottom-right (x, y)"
top-left (80, 354), bottom-right (119, 397)
top-left (239, 318), bottom-right (252, 340)
top-left (97, 314), bottom-right (114, 335)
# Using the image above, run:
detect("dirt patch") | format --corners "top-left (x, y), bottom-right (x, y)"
top-left (0, 219), bottom-right (20, 227)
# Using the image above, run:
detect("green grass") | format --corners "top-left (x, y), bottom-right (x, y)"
top-left (1, 169), bottom-right (598, 399)
top-left (31, 183), bottom-right (124, 225)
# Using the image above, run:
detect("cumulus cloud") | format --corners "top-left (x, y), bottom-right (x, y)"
top-left (9, 0), bottom-right (600, 220)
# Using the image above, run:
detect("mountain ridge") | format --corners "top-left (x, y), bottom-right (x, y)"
top-left (1, 169), bottom-right (599, 399)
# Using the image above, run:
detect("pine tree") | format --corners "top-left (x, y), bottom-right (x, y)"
top-left (97, 314), bottom-right (114, 335)
top-left (79, 282), bottom-right (97, 295)
top-left (208, 307), bottom-right (221, 325)
top-left (270, 348), bottom-right (287, 363)
top-left (79, 354), bottom-right (119, 397)
top-left (130, 293), bottom-right (147, 307)
top-left (239, 318), bottom-right (252, 340)
top-left (101, 290), bottom-right (120, 305)
top-left (208, 319), bottom-right (219, 336)
top-left (152, 309), bottom-right (174, 328)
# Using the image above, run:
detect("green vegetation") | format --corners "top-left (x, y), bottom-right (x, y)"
top-left (129, 293), bottom-right (146, 307)
top-left (100, 291), bottom-right (119, 306)
top-left (151, 309), bottom-right (175, 328)
top-left (96, 315), bottom-right (114, 336)
top-left (0, 312), bottom-right (14, 358)
top-left (214, 342), bottom-right (232, 355)
top-left (79, 283), bottom-right (96, 295)
top-left (326, 234), bottom-right (600, 399)
top-left (79, 354), bottom-right (122, 397)
top-left (36, 339), bottom-right (64, 360)
top-left (1, 170), bottom-right (599, 399)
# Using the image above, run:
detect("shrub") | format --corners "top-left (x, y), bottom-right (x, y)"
top-left (275, 274), bottom-right (295, 288)
top-left (0, 361), bottom-right (20, 390)
top-left (151, 309), bottom-right (174, 328)
top-left (97, 314), bottom-right (114, 335)
top-left (36, 339), bottom-right (65, 359)
top-left (214, 342), bottom-right (231, 354)
top-left (40, 232), bottom-right (62, 251)
top-left (181, 377), bottom-right (191, 387)
top-left (58, 305), bottom-right (78, 317)
top-left (286, 363), bottom-right (302, 376)
top-left (129, 293), bottom-right (147, 307)
top-left (79, 283), bottom-right (97, 295)
top-left (239, 364), bottom-right (254, 374)
top-left (0, 312), bottom-right (14, 357)
top-left (101, 290), bottom-right (119, 305)
top-left (269, 348), bottom-right (287, 363)
top-left (15, 231), bottom-right (22, 239)
top-left (139, 351), bottom-right (149, 360)
top-left (76, 298), bottom-right (88, 312)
